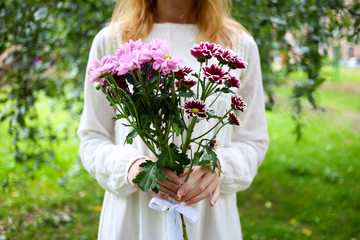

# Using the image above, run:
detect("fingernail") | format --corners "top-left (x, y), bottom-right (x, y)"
top-left (177, 191), bottom-right (183, 200)
top-left (185, 201), bottom-right (191, 206)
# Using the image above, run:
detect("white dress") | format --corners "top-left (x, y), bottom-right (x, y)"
top-left (77, 23), bottom-right (269, 240)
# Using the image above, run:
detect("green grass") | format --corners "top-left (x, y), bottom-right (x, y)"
top-left (0, 94), bottom-right (104, 239)
top-left (0, 65), bottom-right (359, 239)
top-left (237, 66), bottom-right (360, 239)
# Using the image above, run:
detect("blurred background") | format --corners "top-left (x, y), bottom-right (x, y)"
top-left (0, 0), bottom-right (359, 239)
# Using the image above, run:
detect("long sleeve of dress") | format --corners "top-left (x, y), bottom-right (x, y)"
top-left (77, 28), bottom-right (145, 196)
top-left (217, 35), bottom-right (269, 194)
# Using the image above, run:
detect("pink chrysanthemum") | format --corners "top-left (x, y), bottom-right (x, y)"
top-left (116, 50), bottom-right (142, 75)
top-left (152, 47), bottom-right (182, 75)
top-left (87, 55), bottom-right (118, 84)
top-left (117, 39), bottom-right (144, 57)
top-left (215, 49), bottom-right (247, 69)
top-left (231, 95), bottom-right (247, 112)
top-left (228, 112), bottom-right (241, 126)
top-left (139, 40), bottom-right (168, 65)
top-left (190, 42), bottom-right (220, 62)
top-left (202, 64), bottom-right (229, 84)
top-left (176, 78), bottom-right (197, 88)
top-left (146, 39), bottom-right (168, 51)
top-left (175, 66), bottom-right (193, 78)
top-left (226, 76), bottom-right (242, 88)
top-left (182, 100), bottom-right (208, 118)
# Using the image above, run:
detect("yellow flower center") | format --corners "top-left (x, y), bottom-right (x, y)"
top-left (192, 108), bottom-right (200, 114)
top-left (164, 55), bottom-right (172, 60)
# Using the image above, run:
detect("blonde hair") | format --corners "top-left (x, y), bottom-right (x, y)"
top-left (109, 0), bottom-right (248, 49)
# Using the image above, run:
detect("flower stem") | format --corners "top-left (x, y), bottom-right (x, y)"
top-left (182, 117), bottom-right (198, 154)
top-left (208, 91), bottom-right (222, 108)
top-left (181, 214), bottom-right (188, 240)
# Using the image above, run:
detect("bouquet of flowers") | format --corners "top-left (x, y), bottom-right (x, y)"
top-left (88, 39), bottom-right (247, 240)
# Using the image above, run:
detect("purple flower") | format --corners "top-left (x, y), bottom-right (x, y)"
top-left (176, 78), bottom-right (197, 88)
top-left (209, 139), bottom-right (219, 150)
top-left (182, 100), bottom-right (209, 118)
top-left (202, 64), bottom-right (229, 84)
top-left (214, 49), bottom-right (247, 70)
top-left (228, 112), bottom-right (241, 126)
top-left (231, 95), bottom-right (247, 112)
top-left (190, 42), bottom-right (221, 62)
top-left (226, 76), bottom-right (242, 88)
top-left (33, 56), bottom-right (44, 65)
top-left (87, 55), bottom-right (118, 84)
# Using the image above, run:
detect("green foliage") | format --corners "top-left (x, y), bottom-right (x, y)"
top-left (0, 0), bottom-right (115, 173)
top-left (133, 160), bottom-right (165, 193)
top-left (157, 144), bottom-right (190, 175)
top-left (232, 0), bottom-right (359, 138)
top-left (1, 0), bottom-right (359, 174)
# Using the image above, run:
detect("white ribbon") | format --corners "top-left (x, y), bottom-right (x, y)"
top-left (148, 197), bottom-right (200, 240)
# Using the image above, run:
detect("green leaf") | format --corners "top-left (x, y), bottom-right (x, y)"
top-left (113, 114), bottom-right (127, 121)
top-left (198, 147), bottom-right (219, 173)
top-left (132, 160), bottom-right (165, 193)
top-left (178, 91), bottom-right (194, 98)
top-left (192, 151), bottom-right (205, 166)
top-left (157, 143), bottom-right (190, 175)
top-left (125, 128), bottom-right (138, 144)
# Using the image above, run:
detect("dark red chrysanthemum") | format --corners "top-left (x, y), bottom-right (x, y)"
top-left (231, 95), bottom-right (246, 112)
top-left (226, 76), bottom-right (242, 88)
top-left (181, 100), bottom-right (208, 118)
top-left (202, 64), bottom-right (229, 84)
top-left (175, 66), bottom-right (193, 78)
top-left (228, 112), bottom-right (241, 126)
top-left (214, 49), bottom-right (247, 70)
top-left (190, 42), bottom-right (221, 62)
top-left (176, 78), bottom-right (197, 88)
top-left (228, 56), bottom-right (247, 69)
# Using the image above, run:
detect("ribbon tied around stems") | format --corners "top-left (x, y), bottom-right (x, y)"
top-left (148, 197), bottom-right (200, 240)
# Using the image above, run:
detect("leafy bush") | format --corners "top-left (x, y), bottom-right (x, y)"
top-left (0, 0), bottom-right (359, 172)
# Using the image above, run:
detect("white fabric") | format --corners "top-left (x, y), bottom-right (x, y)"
top-left (77, 23), bottom-right (269, 240)
top-left (148, 197), bottom-right (200, 240)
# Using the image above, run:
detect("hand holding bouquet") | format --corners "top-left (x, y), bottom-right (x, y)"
top-left (87, 39), bottom-right (247, 239)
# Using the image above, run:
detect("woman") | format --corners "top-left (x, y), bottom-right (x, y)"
top-left (78, 0), bottom-right (269, 239)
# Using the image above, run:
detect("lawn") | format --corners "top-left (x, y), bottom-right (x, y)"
top-left (0, 66), bottom-right (359, 239)
top-left (238, 66), bottom-right (360, 240)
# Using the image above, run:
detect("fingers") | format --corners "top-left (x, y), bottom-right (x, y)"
top-left (177, 166), bottom-right (220, 206)
top-left (158, 183), bottom-right (179, 200)
top-left (164, 168), bottom-right (181, 185)
top-left (180, 170), bottom-right (216, 202)
top-left (148, 190), bottom-right (169, 200)
top-left (177, 166), bottom-right (206, 198)
top-left (184, 179), bottom-right (218, 206)
top-left (210, 184), bottom-right (220, 207)
top-left (127, 158), bottom-right (146, 188)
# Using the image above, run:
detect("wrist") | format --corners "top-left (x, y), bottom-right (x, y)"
top-left (127, 158), bottom-right (146, 187)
